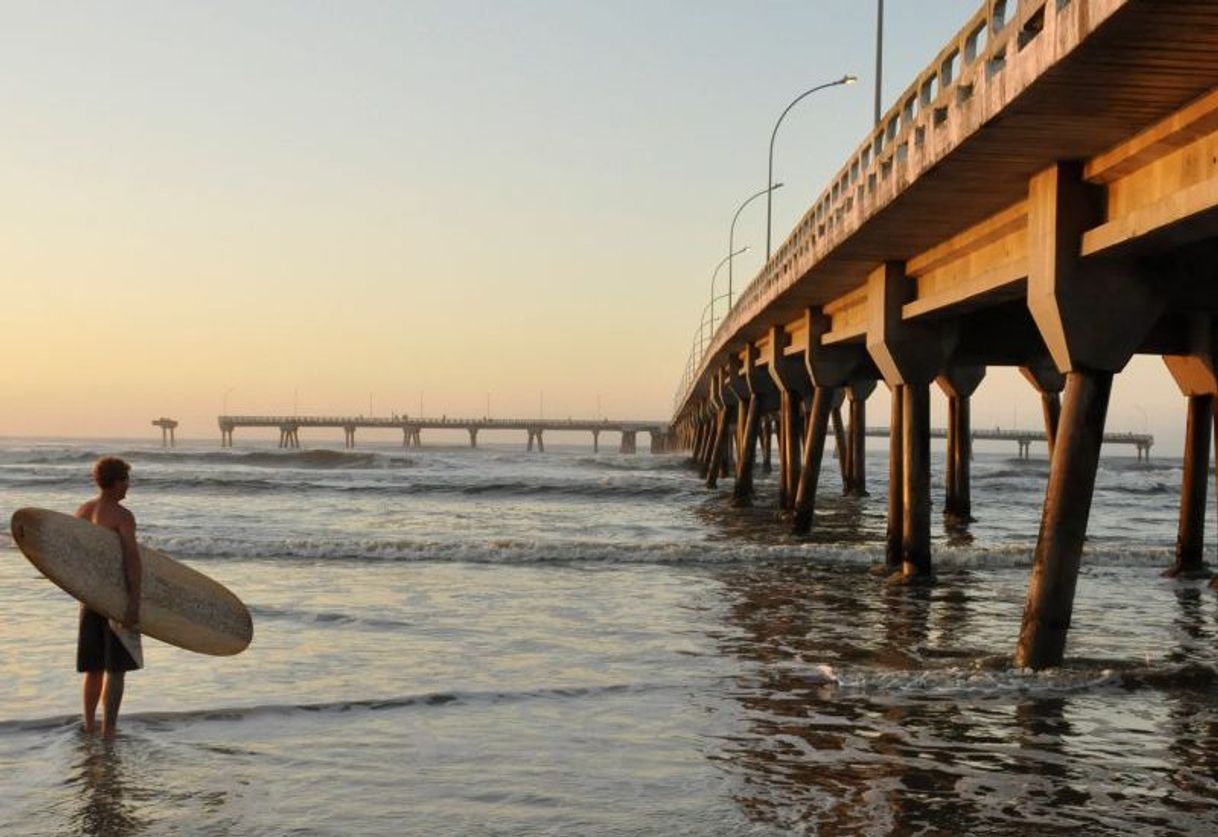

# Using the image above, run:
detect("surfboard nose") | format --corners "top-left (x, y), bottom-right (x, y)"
top-left (10, 507), bottom-right (38, 548)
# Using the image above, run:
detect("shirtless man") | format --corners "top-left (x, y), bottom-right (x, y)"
top-left (75, 457), bottom-right (142, 737)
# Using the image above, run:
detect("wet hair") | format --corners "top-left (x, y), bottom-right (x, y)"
top-left (92, 457), bottom-right (130, 489)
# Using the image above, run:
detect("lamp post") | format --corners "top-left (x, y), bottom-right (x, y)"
top-left (875, 0), bottom-right (885, 126)
top-left (729, 183), bottom-right (782, 308)
top-left (710, 246), bottom-right (749, 337)
top-left (766, 74), bottom-right (857, 261)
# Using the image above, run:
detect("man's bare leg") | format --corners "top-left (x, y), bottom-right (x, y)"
top-left (101, 671), bottom-right (125, 738)
top-left (82, 672), bottom-right (103, 733)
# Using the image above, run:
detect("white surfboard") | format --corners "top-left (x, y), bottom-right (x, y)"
top-left (10, 507), bottom-right (252, 656)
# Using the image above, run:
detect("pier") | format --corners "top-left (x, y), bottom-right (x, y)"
top-left (673, 0), bottom-right (1218, 669)
top-left (152, 417), bottom-right (178, 448)
top-left (217, 415), bottom-right (673, 454)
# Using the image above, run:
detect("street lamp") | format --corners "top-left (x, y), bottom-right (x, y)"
top-left (710, 246), bottom-right (749, 336)
top-left (729, 183), bottom-right (783, 307)
top-left (766, 74), bottom-right (858, 261)
top-left (875, 0), bottom-right (885, 127)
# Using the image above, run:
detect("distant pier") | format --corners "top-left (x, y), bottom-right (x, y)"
top-left (217, 415), bottom-right (674, 454)
top-left (152, 417), bottom-right (179, 448)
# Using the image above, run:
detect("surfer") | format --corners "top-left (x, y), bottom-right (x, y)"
top-left (74, 457), bottom-right (142, 737)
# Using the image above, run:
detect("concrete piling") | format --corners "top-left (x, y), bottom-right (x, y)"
top-left (937, 366), bottom-right (984, 523)
top-left (1169, 394), bottom-right (1214, 578)
top-left (1015, 371), bottom-right (1113, 669)
top-left (733, 398), bottom-right (760, 504)
top-left (845, 381), bottom-right (875, 496)
top-left (901, 383), bottom-right (933, 578)
top-left (706, 408), bottom-right (728, 489)
top-left (792, 387), bottom-right (834, 534)
top-left (887, 385), bottom-right (905, 573)
top-left (831, 403), bottom-right (849, 488)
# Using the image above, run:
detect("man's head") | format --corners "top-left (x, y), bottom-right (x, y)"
top-left (93, 457), bottom-right (130, 499)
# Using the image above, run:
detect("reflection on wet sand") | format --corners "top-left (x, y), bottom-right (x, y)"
top-left (68, 735), bottom-right (145, 837)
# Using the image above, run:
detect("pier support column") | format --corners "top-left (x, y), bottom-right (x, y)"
top-left (937, 365), bottom-right (985, 523)
top-left (699, 383), bottom-right (724, 479)
top-left (1017, 161), bottom-right (1166, 668)
top-left (782, 395), bottom-right (802, 510)
top-left (845, 380), bottom-right (876, 496)
top-left (1163, 316), bottom-right (1218, 579)
top-left (866, 262), bottom-right (957, 580)
top-left (729, 344), bottom-right (778, 504)
top-left (468, 428), bottom-right (479, 448)
top-left (1021, 360), bottom-right (1066, 460)
top-left (902, 383), bottom-right (932, 576)
top-left (1169, 394), bottom-right (1214, 578)
top-left (733, 398), bottom-right (761, 505)
top-left (886, 384), bottom-right (904, 573)
top-left (344, 426), bottom-right (355, 449)
top-left (792, 386), bottom-right (834, 534)
top-left (717, 368), bottom-right (740, 480)
top-left (527, 429), bottom-right (545, 452)
top-left (831, 396), bottom-right (848, 489)
top-left (767, 325), bottom-right (812, 513)
top-left (620, 430), bottom-right (636, 454)
top-left (706, 407), bottom-right (729, 489)
top-left (794, 310), bottom-right (873, 530)
top-left (761, 415), bottom-right (773, 475)
top-left (593, 429), bottom-right (601, 453)
top-left (1015, 371), bottom-right (1113, 669)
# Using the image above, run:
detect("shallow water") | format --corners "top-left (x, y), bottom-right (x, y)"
top-left (1, 438), bottom-right (1216, 835)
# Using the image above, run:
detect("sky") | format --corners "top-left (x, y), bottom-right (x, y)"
top-left (0, 1), bottom-right (1186, 451)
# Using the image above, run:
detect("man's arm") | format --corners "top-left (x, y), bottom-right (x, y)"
top-left (116, 512), bottom-right (142, 628)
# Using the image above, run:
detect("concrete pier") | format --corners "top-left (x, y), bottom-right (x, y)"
top-left (670, 0), bottom-right (1218, 668)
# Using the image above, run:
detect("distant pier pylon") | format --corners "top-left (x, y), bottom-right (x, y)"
top-left (152, 417), bottom-right (179, 448)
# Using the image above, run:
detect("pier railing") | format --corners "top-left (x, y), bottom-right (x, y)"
top-left (677, 0), bottom-right (1090, 412)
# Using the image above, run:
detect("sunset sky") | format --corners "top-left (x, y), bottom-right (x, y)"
top-left (0, 2), bottom-right (1185, 450)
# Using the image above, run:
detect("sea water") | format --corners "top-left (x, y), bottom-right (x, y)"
top-left (1, 437), bottom-right (1216, 835)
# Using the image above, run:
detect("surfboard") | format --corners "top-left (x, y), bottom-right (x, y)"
top-left (10, 508), bottom-right (253, 656)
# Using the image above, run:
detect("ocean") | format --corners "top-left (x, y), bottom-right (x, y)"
top-left (1, 435), bottom-right (1216, 835)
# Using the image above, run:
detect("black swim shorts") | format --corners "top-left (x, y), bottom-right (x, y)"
top-left (76, 606), bottom-right (141, 673)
